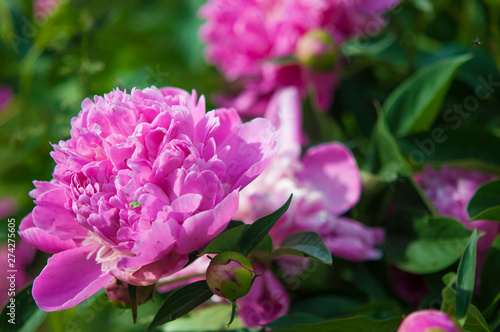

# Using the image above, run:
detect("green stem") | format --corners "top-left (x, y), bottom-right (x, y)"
top-left (227, 300), bottom-right (237, 327)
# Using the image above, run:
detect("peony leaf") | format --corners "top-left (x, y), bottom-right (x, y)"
top-left (468, 180), bottom-right (500, 222)
top-left (146, 281), bottom-right (213, 332)
top-left (265, 314), bottom-right (402, 332)
top-left (456, 229), bottom-right (478, 319)
top-left (480, 234), bottom-right (500, 309)
top-left (274, 231), bottom-right (332, 265)
top-left (201, 224), bottom-right (272, 255)
top-left (386, 216), bottom-right (472, 274)
top-left (384, 53), bottom-right (472, 137)
top-left (238, 194), bottom-right (293, 257)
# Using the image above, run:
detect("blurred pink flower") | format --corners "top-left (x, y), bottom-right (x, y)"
top-left (0, 85), bottom-right (12, 112)
top-left (235, 88), bottom-right (385, 261)
top-left (1, 198), bottom-right (36, 308)
top-left (200, 0), bottom-right (401, 116)
top-left (237, 263), bottom-right (290, 327)
top-left (0, 197), bottom-right (16, 218)
top-left (398, 309), bottom-right (462, 332)
top-left (19, 86), bottom-right (278, 311)
top-left (33, 0), bottom-right (63, 22)
top-left (414, 166), bottom-right (499, 281)
top-left (1, 240), bottom-right (36, 308)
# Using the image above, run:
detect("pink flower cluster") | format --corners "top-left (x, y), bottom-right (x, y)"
top-left (236, 88), bottom-right (385, 261)
top-left (19, 86), bottom-right (278, 311)
top-left (200, 0), bottom-right (401, 116)
top-left (414, 166), bottom-right (498, 276)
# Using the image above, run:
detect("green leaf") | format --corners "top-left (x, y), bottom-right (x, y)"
top-left (456, 229), bottom-right (478, 319)
top-left (146, 281), bottom-right (213, 332)
top-left (274, 231), bottom-right (333, 265)
top-left (480, 234), bottom-right (500, 309)
top-left (384, 53), bottom-right (472, 136)
top-left (468, 180), bottom-right (500, 222)
top-left (266, 315), bottom-right (402, 332)
top-left (398, 126), bottom-right (500, 171)
top-left (386, 217), bottom-right (472, 274)
top-left (239, 194), bottom-right (293, 257)
top-left (201, 224), bottom-right (272, 255)
top-left (371, 111), bottom-right (412, 181)
top-left (0, 284), bottom-right (47, 332)
top-left (162, 303), bottom-right (245, 331)
top-left (463, 304), bottom-right (491, 332)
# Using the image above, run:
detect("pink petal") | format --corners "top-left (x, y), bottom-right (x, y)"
top-left (265, 88), bottom-right (303, 158)
top-left (296, 142), bottom-right (361, 215)
top-left (219, 118), bottom-right (278, 191)
top-left (117, 219), bottom-right (179, 270)
top-left (32, 186), bottom-right (87, 240)
top-left (237, 265), bottom-right (290, 327)
top-left (175, 190), bottom-right (239, 254)
top-left (19, 213), bottom-right (76, 254)
top-left (32, 246), bottom-right (114, 311)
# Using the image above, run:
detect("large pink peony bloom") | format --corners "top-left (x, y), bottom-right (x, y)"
top-left (398, 309), bottom-right (462, 332)
top-left (19, 86), bottom-right (278, 311)
top-left (414, 166), bottom-right (499, 279)
top-left (235, 88), bottom-right (384, 261)
top-left (200, 0), bottom-right (401, 116)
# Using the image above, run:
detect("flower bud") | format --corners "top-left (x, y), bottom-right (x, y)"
top-left (296, 29), bottom-right (337, 71)
top-left (104, 279), bottom-right (154, 308)
top-left (206, 251), bottom-right (255, 300)
top-left (398, 309), bottom-right (463, 332)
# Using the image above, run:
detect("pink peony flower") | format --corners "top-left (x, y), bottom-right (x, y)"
top-left (414, 166), bottom-right (499, 282)
top-left (235, 88), bottom-right (384, 261)
top-left (0, 197), bottom-right (16, 218)
top-left (19, 86), bottom-right (278, 311)
top-left (398, 309), bottom-right (463, 332)
top-left (236, 263), bottom-right (290, 327)
top-left (199, 0), bottom-right (401, 116)
top-left (0, 85), bottom-right (12, 112)
top-left (33, 0), bottom-right (63, 22)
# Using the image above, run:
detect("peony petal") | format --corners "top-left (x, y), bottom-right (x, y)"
top-left (219, 118), bottom-right (278, 191)
top-left (117, 219), bottom-right (179, 270)
top-left (264, 88), bottom-right (303, 158)
top-left (296, 142), bottom-right (361, 215)
top-left (32, 246), bottom-right (114, 311)
top-left (32, 186), bottom-right (88, 240)
top-left (175, 190), bottom-right (239, 254)
top-left (19, 213), bottom-right (76, 254)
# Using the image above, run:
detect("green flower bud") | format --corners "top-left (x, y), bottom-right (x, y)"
top-left (206, 251), bottom-right (255, 300)
top-left (296, 29), bottom-right (337, 71)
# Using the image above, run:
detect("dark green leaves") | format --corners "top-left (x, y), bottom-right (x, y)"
top-left (384, 53), bottom-right (473, 136)
top-left (266, 314), bottom-right (402, 332)
top-left (456, 229), bottom-right (478, 319)
top-left (239, 194), bottom-right (293, 256)
top-left (146, 281), bottom-right (213, 332)
top-left (201, 224), bottom-right (272, 255)
top-left (468, 180), bottom-right (500, 222)
top-left (386, 217), bottom-right (472, 274)
top-left (274, 231), bottom-right (333, 265)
